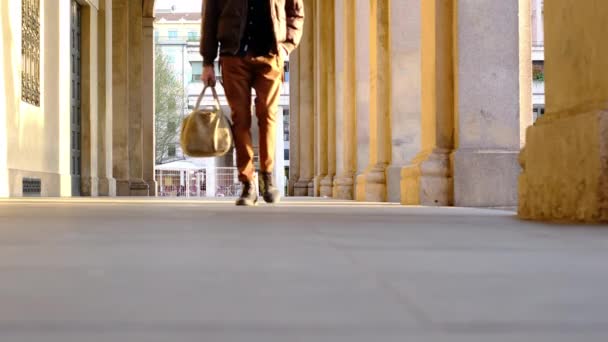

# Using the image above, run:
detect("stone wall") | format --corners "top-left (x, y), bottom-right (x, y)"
top-left (519, 0), bottom-right (608, 222)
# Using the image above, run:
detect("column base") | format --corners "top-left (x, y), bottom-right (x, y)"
top-left (313, 175), bottom-right (324, 197)
top-left (98, 177), bottom-right (117, 197)
top-left (116, 179), bottom-right (131, 196)
top-left (452, 148), bottom-right (519, 207)
top-left (288, 177), bottom-right (298, 196)
top-left (81, 177), bottom-right (99, 197)
top-left (294, 179), bottom-right (311, 197)
top-left (386, 165), bottom-right (403, 203)
top-left (402, 149), bottom-right (452, 206)
top-left (333, 174), bottom-right (355, 200)
top-left (130, 179), bottom-right (150, 196)
top-left (363, 163), bottom-right (387, 202)
top-left (355, 173), bottom-right (366, 201)
top-left (519, 109), bottom-right (608, 222)
top-left (146, 180), bottom-right (158, 196)
top-left (319, 175), bottom-right (334, 198)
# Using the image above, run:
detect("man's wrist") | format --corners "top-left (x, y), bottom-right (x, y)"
top-left (279, 44), bottom-right (289, 58)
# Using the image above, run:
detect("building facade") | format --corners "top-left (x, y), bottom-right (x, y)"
top-left (1, 0), bottom-right (156, 197)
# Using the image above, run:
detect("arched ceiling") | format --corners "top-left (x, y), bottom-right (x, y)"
top-left (143, 0), bottom-right (155, 17)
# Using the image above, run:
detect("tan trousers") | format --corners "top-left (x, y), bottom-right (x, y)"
top-left (221, 53), bottom-right (283, 183)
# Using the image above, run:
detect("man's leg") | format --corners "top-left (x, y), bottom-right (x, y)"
top-left (252, 55), bottom-right (283, 203)
top-left (220, 56), bottom-right (255, 183)
top-left (252, 55), bottom-right (283, 175)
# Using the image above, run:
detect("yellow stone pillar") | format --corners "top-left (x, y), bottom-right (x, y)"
top-left (452, 0), bottom-right (531, 207)
top-left (361, 0), bottom-right (391, 202)
top-left (142, 16), bottom-right (157, 195)
top-left (97, 0), bottom-right (116, 196)
top-left (313, 0), bottom-right (328, 197)
top-left (325, 1), bottom-right (337, 199)
top-left (402, 0), bottom-right (454, 206)
top-left (385, 0), bottom-right (422, 203)
top-left (126, 0), bottom-right (148, 196)
top-left (111, 0), bottom-right (149, 196)
top-left (0, 0), bottom-right (9, 196)
top-left (333, 0), bottom-right (357, 200)
top-left (288, 48), bottom-right (300, 196)
top-left (354, 0), bottom-right (372, 201)
top-left (294, 0), bottom-right (315, 196)
top-left (112, 0), bottom-right (130, 196)
top-left (81, 5), bottom-right (100, 196)
top-left (313, 0), bottom-right (336, 198)
top-left (519, 0), bottom-right (608, 222)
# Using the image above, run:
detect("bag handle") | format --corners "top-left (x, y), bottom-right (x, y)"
top-left (194, 85), bottom-right (221, 112)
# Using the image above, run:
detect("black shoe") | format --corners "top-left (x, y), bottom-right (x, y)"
top-left (260, 172), bottom-right (281, 204)
top-left (236, 181), bottom-right (258, 206)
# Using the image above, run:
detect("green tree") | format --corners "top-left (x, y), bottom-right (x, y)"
top-left (155, 48), bottom-right (183, 164)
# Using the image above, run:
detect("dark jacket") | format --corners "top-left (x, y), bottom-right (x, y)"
top-left (200, 0), bottom-right (305, 66)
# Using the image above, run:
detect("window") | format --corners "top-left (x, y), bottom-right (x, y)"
top-left (22, 0), bottom-right (41, 106)
top-left (168, 145), bottom-right (176, 157)
top-left (191, 61), bottom-right (202, 82)
top-left (154, 31), bottom-right (159, 42)
top-left (283, 109), bottom-right (290, 142)
top-left (168, 30), bottom-right (178, 40)
top-left (284, 149), bottom-right (289, 161)
top-left (167, 121), bottom-right (177, 133)
top-left (283, 61), bottom-right (290, 82)
top-left (187, 31), bottom-right (199, 42)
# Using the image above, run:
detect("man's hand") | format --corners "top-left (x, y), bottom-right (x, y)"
top-left (201, 65), bottom-right (216, 87)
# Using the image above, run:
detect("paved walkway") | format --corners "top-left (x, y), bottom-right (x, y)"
top-left (0, 198), bottom-right (607, 341)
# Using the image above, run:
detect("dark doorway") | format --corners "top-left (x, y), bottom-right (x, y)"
top-left (70, 1), bottom-right (82, 196)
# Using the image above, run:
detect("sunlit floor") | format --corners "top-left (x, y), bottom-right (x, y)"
top-left (0, 198), bottom-right (607, 341)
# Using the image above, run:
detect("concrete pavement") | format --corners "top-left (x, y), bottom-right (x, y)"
top-left (0, 198), bottom-right (607, 341)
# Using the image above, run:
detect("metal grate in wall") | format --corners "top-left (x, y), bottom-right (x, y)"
top-left (23, 178), bottom-right (41, 197)
top-left (21, 0), bottom-right (41, 106)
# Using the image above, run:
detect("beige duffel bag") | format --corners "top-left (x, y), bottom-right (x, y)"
top-left (180, 86), bottom-right (233, 157)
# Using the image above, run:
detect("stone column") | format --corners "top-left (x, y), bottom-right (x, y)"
top-left (333, 0), bottom-right (357, 200)
top-left (142, 16), bottom-right (157, 195)
top-left (452, 0), bottom-right (531, 207)
top-left (325, 0), bottom-right (337, 198)
top-left (288, 48), bottom-right (300, 196)
top-left (274, 107), bottom-right (286, 196)
top-left (80, 6), bottom-right (100, 196)
top-left (402, 0), bottom-right (454, 206)
top-left (321, 0), bottom-right (337, 197)
top-left (294, 0), bottom-right (315, 196)
top-left (112, 0), bottom-right (131, 196)
top-left (354, 0), bottom-right (372, 201)
top-left (97, 0), bottom-right (116, 196)
top-left (126, 0), bottom-right (148, 196)
top-left (385, 0), bottom-right (422, 203)
top-left (361, 0), bottom-right (391, 202)
top-left (313, 0), bottom-right (335, 198)
top-left (313, 0), bottom-right (328, 197)
top-left (519, 0), bottom-right (608, 222)
top-left (0, 0), bottom-right (8, 197)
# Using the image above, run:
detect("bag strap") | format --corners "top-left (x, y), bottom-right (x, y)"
top-left (194, 85), bottom-right (222, 112)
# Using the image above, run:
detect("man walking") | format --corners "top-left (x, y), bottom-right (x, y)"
top-left (200, 0), bottom-right (305, 206)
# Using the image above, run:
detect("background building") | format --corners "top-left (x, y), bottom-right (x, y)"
top-left (531, 0), bottom-right (545, 121)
